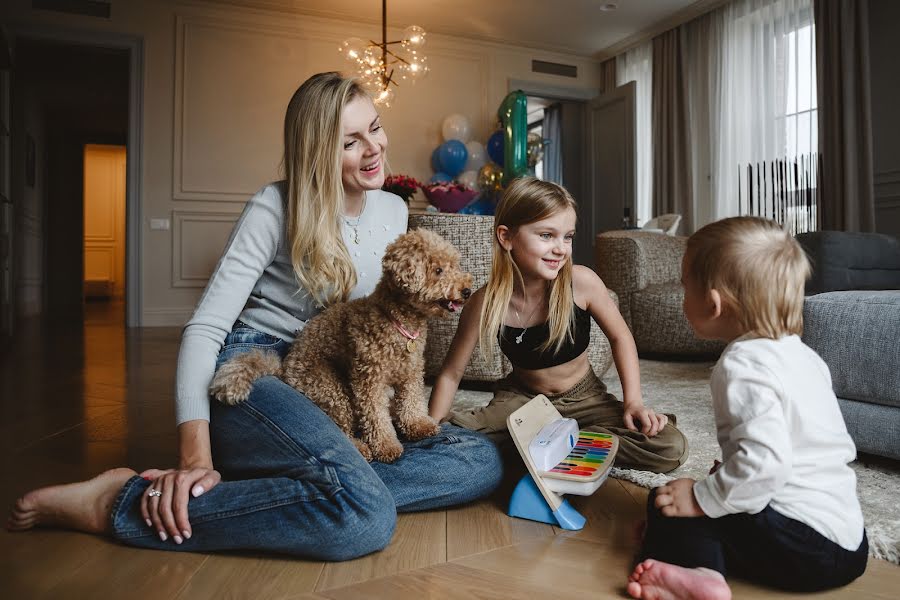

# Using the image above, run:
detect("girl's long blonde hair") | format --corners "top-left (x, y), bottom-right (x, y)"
top-left (479, 177), bottom-right (578, 364)
top-left (282, 72), bottom-right (368, 306)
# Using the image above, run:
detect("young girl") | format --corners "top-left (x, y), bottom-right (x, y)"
top-left (627, 217), bottom-right (867, 599)
top-left (8, 72), bottom-right (501, 559)
top-left (429, 177), bottom-right (686, 473)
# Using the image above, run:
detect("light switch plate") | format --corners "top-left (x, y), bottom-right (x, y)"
top-left (150, 218), bottom-right (170, 231)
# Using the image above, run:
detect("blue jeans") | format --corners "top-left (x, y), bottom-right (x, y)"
top-left (109, 324), bottom-right (502, 559)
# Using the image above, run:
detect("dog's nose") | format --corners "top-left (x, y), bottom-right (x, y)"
top-left (462, 288), bottom-right (471, 299)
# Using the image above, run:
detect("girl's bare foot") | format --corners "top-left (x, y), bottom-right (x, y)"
top-left (626, 559), bottom-right (731, 600)
top-left (7, 468), bottom-right (137, 534)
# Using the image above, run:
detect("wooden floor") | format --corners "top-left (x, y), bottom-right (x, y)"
top-left (1, 301), bottom-right (898, 599)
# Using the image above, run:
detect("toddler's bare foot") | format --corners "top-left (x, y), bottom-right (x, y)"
top-left (626, 559), bottom-right (731, 600)
top-left (7, 468), bottom-right (137, 534)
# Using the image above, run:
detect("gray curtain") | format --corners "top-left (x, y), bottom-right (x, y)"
top-left (542, 103), bottom-right (562, 184)
top-left (652, 28), bottom-right (694, 233)
top-left (815, 0), bottom-right (875, 232)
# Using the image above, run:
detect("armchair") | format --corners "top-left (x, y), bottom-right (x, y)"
top-left (595, 230), bottom-right (724, 357)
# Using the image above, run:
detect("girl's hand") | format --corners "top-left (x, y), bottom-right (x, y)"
top-left (654, 478), bottom-right (704, 517)
top-left (623, 403), bottom-right (668, 437)
top-left (140, 467), bottom-right (221, 544)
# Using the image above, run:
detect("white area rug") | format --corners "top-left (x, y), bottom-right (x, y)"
top-left (450, 359), bottom-right (900, 564)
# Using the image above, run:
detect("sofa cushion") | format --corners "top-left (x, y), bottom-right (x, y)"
top-left (802, 291), bottom-right (900, 408)
top-left (631, 283), bottom-right (724, 356)
top-left (796, 231), bottom-right (900, 295)
top-left (837, 397), bottom-right (900, 460)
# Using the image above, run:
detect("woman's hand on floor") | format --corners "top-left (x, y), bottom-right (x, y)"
top-left (622, 403), bottom-right (668, 437)
top-left (139, 467), bottom-right (221, 544)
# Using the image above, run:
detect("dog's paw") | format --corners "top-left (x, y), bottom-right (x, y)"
top-left (371, 440), bottom-right (404, 464)
top-left (400, 416), bottom-right (441, 441)
top-left (208, 373), bottom-right (251, 406)
top-left (351, 438), bottom-right (374, 462)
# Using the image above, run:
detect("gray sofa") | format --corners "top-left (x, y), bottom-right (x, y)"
top-left (797, 231), bottom-right (900, 460)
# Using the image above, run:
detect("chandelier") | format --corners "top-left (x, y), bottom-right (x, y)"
top-left (338, 0), bottom-right (428, 107)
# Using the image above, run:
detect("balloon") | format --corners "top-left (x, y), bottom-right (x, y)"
top-left (486, 130), bottom-right (504, 166)
top-left (464, 141), bottom-right (486, 171)
top-left (437, 139), bottom-right (468, 178)
top-left (477, 163), bottom-right (504, 199)
top-left (458, 170), bottom-right (479, 190)
top-left (430, 172), bottom-right (452, 183)
top-left (458, 196), bottom-right (496, 216)
top-left (498, 90), bottom-right (528, 184)
top-left (441, 113), bottom-right (471, 142)
top-left (431, 147), bottom-right (441, 172)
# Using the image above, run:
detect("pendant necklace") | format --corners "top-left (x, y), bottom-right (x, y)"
top-left (392, 318), bottom-right (421, 353)
top-left (513, 294), bottom-right (541, 344)
top-left (342, 194), bottom-right (367, 245)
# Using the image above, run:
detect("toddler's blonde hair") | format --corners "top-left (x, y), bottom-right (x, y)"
top-left (685, 216), bottom-right (810, 339)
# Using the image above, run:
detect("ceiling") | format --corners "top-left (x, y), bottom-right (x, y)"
top-left (196, 0), bottom-right (727, 59)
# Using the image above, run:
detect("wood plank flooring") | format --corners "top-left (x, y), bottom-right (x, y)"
top-left (2, 301), bottom-right (898, 598)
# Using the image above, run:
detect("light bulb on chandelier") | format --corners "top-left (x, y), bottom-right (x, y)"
top-left (338, 0), bottom-right (429, 108)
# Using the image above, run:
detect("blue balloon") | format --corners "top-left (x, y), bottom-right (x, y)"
top-left (431, 147), bottom-right (442, 172)
top-left (429, 172), bottom-right (452, 183)
top-left (438, 140), bottom-right (468, 178)
top-left (487, 130), bottom-right (504, 167)
top-left (458, 196), bottom-right (496, 216)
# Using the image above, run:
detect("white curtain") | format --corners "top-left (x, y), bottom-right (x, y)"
top-left (616, 42), bottom-right (653, 226)
top-left (708, 0), bottom-right (816, 221)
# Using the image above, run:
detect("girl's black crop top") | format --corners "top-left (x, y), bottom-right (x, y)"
top-left (498, 303), bottom-right (591, 370)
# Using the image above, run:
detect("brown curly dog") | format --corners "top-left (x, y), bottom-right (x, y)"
top-left (209, 228), bottom-right (473, 463)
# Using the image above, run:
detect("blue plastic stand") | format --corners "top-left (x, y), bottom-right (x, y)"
top-left (507, 474), bottom-right (586, 530)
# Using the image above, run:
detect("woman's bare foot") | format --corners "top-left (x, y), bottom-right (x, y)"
top-left (626, 559), bottom-right (731, 600)
top-left (7, 468), bottom-right (137, 534)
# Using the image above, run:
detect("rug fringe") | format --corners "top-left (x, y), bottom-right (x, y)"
top-left (610, 467), bottom-right (672, 489)
top-left (865, 521), bottom-right (900, 565)
top-left (610, 468), bottom-right (899, 565)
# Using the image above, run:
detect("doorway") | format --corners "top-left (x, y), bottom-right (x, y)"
top-left (83, 144), bottom-right (126, 315)
top-left (12, 36), bottom-right (133, 327)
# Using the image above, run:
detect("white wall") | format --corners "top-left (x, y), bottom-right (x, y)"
top-left (2, 0), bottom-right (603, 325)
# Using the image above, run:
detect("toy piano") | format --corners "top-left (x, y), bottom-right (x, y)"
top-left (507, 395), bottom-right (619, 530)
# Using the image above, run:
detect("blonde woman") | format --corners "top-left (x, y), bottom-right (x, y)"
top-left (8, 73), bottom-right (501, 559)
top-left (430, 177), bottom-right (686, 473)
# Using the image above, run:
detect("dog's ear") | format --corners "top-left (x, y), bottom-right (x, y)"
top-left (383, 231), bottom-right (427, 293)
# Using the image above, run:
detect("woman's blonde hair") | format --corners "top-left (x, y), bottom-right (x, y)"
top-left (282, 72), bottom-right (369, 306)
top-left (479, 177), bottom-right (578, 364)
top-left (685, 216), bottom-right (811, 339)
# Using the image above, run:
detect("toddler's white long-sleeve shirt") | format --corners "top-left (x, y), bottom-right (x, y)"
top-left (693, 334), bottom-right (865, 551)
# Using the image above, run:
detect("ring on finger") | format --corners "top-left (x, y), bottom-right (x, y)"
top-left (148, 488), bottom-right (162, 498)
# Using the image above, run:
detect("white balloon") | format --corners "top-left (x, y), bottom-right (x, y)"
top-left (442, 113), bottom-right (472, 143)
top-left (465, 141), bottom-right (486, 171)
top-left (458, 170), bottom-right (479, 190)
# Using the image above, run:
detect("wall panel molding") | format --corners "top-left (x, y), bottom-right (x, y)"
top-left (172, 209), bottom-right (241, 287)
top-left (172, 13), bottom-right (490, 202)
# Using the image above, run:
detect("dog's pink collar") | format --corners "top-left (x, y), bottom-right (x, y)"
top-left (391, 319), bottom-right (420, 341)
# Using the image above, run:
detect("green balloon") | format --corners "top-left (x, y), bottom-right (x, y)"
top-left (498, 90), bottom-right (528, 185)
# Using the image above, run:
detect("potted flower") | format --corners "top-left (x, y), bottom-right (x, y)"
top-left (382, 174), bottom-right (422, 204)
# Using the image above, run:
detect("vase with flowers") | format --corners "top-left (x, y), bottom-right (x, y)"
top-left (382, 174), bottom-right (422, 204)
